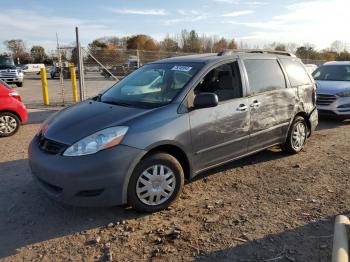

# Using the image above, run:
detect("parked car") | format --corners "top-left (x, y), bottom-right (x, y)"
top-left (0, 54), bottom-right (24, 87)
top-left (312, 61), bottom-right (350, 120)
top-left (101, 64), bottom-right (138, 79)
top-left (21, 64), bottom-right (45, 74)
top-left (28, 50), bottom-right (318, 212)
top-left (0, 80), bottom-right (27, 137)
top-left (50, 62), bottom-right (83, 79)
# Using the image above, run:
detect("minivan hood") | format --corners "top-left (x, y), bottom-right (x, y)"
top-left (44, 100), bottom-right (151, 145)
top-left (316, 80), bottom-right (350, 95)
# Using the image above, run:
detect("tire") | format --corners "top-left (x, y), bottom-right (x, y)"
top-left (0, 112), bottom-right (21, 137)
top-left (281, 116), bottom-right (308, 154)
top-left (127, 152), bottom-right (184, 212)
top-left (15, 82), bottom-right (23, 87)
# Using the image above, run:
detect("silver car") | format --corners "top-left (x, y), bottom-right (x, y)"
top-left (313, 61), bottom-right (350, 119)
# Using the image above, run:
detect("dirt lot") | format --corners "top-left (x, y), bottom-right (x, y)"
top-left (0, 82), bottom-right (350, 261)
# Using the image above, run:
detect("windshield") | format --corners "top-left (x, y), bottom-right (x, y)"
top-left (0, 56), bottom-right (15, 67)
top-left (101, 62), bottom-right (203, 108)
top-left (312, 65), bottom-right (350, 81)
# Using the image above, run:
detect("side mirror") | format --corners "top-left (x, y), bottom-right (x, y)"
top-left (193, 93), bottom-right (219, 109)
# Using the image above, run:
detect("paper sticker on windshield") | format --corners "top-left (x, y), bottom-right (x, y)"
top-left (171, 66), bottom-right (192, 72)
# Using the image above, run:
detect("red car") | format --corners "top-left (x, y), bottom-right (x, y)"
top-left (0, 80), bottom-right (27, 137)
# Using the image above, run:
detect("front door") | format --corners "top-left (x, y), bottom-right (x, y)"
top-left (189, 61), bottom-right (250, 172)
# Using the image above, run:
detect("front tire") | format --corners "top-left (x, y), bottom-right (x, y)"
top-left (127, 152), bottom-right (184, 212)
top-left (15, 82), bottom-right (23, 87)
top-left (0, 112), bottom-right (21, 137)
top-left (281, 116), bottom-right (307, 154)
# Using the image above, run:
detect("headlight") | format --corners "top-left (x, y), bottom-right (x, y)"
top-left (337, 90), bottom-right (350, 97)
top-left (63, 126), bottom-right (128, 156)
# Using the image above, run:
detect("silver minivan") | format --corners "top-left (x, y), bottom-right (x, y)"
top-left (29, 50), bottom-right (318, 212)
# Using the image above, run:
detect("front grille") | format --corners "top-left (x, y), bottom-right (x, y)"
top-left (316, 94), bottom-right (337, 106)
top-left (38, 134), bottom-right (67, 154)
top-left (318, 109), bottom-right (338, 117)
top-left (0, 70), bottom-right (18, 78)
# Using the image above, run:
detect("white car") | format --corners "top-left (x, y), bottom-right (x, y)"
top-left (21, 64), bottom-right (45, 74)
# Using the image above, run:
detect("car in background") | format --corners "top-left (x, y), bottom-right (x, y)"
top-left (0, 54), bottom-right (24, 87)
top-left (0, 80), bottom-right (27, 137)
top-left (21, 64), bottom-right (45, 74)
top-left (305, 64), bottom-right (318, 74)
top-left (313, 61), bottom-right (350, 120)
top-left (29, 50), bottom-right (318, 212)
top-left (50, 62), bottom-right (84, 79)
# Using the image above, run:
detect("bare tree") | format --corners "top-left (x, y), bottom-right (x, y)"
top-left (330, 40), bottom-right (346, 54)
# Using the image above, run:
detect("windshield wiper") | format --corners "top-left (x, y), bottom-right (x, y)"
top-left (102, 100), bottom-right (133, 107)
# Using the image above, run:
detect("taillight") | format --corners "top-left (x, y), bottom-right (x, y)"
top-left (9, 91), bottom-right (22, 102)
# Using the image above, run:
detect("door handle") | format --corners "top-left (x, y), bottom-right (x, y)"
top-left (236, 104), bottom-right (248, 111)
top-left (250, 100), bottom-right (261, 108)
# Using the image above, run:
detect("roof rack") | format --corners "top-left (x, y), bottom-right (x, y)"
top-left (217, 49), bottom-right (296, 57)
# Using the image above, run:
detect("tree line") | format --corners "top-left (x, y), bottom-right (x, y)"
top-left (2, 30), bottom-right (350, 65)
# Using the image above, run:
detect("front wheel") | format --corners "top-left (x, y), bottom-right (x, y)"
top-left (15, 82), bottom-right (23, 87)
top-left (127, 152), bottom-right (184, 212)
top-left (281, 116), bottom-right (307, 154)
top-left (0, 112), bottom-right (21, 137)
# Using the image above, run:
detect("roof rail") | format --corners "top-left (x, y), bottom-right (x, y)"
top-left (217, 49), bottom-right (296, 57)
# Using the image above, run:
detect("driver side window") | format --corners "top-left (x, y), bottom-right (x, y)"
top-left (195, 61), bottom-right (242, 102)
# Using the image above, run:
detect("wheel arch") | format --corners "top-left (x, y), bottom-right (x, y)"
top-left (121, 142), bottom-right (193, 205)
top-left (0, 110), bottom-right (23, 123)
top-left (294, 111), bottom-right (312, 136)
top-left (142, 143), bottom-right (192, 181)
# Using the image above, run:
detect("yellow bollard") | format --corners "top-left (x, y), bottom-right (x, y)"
top-left (70, 66), bottom-right (78, 103)
top-left (40, 68), bottom-right (49, 105)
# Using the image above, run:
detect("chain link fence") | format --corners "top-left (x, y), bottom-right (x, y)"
top-left (301, 59), bottom-right (327, 66)
top-left (26, 47), bottom-right (328, 107)
top-left (78, 48), bottom-right (192, 101)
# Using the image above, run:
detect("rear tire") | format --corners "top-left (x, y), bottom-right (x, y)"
top-left (281, 116), bottom-right (308, 154)
top-left (127, 152), bottom-right (184, 212)
top-left (0, 112), bottom-right (21, 137)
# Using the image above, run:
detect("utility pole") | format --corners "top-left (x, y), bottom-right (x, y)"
top-left (75, 27), bottom-right (85, 101)
top-left (56, 33), bottom-right (65, 105)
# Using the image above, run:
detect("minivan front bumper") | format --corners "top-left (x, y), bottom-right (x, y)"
top-left (28, 136), bottom-right (146, 207)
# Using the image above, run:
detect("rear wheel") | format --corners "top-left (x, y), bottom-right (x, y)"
top-left (0, 112), bottom-right (20, 137)
top-left (281, 116), bottom-right (307, 154)
top-left (128, 152), bottom-right (184, 212)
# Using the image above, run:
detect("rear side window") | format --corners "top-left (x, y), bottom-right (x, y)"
top-left (280, 59), bottom-right (312, 86)
top-left (244, 59), bottom-right (286, 95)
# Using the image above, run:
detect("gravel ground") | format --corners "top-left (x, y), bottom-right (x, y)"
top-left (0, 97), bottom-right (349, 261)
